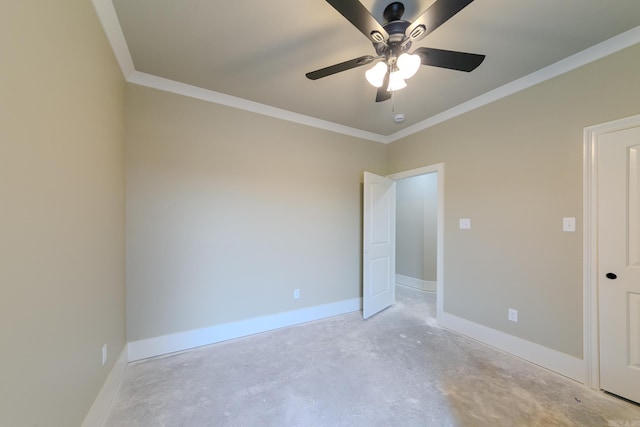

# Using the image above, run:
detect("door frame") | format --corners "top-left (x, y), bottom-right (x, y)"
top-left (387, 163), bottom-right (444, 323)
top-left (583, 113), bottom-right (640, 390)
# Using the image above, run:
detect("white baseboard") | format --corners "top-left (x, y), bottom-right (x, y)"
top-left (440, 312), bottom-right (586, 384)
top-left (396, 274), bottom-right (436, 292)
top-left (128, 298), bottom-right (362, 362)
top-left (81, 345), bottom-right (128, 427)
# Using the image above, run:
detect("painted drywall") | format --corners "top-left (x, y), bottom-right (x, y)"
top-left (396, 174), bottom-right (438, 282)
top-left (125, 84), bottom-right (387, 342)
top-left (388, 43), bottom-right (640, 358)
top-left (0, 1), bottom-right (126, 426)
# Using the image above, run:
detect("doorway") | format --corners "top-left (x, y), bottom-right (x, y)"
top-left (388, 163), bottom-right (444, 323)
top-left (362, 164), bottom-right (444, 320)
top-left (395, 173), bottom-right (438, 293)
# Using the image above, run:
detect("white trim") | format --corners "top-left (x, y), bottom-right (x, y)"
top-left (440, 312), bottom-right (586, 383)
top-left (583, 126), bottom-right (599, 390)
top-left (81, 345), bottom-right (128, 427)
top-left (127, 298), bottom-right (361, 362)
top-left (387, 164), bottom-right (441, 180)
top-left (91, 0), bottom-right (135, 79)
top-left (396, 274), bottom-right (436, 292)
top-left (91, 0), bottom-right (640, 144)
top-left (128, 72), bottom-right (387, 144)
top-left (387, 163), bottom-right (445, 323)
top-left (388, 25), bottom-right (640, 142)
top-left (583, 113), bottom-right (640, 390)
top-left (144, 24), bottom-right (640, 145)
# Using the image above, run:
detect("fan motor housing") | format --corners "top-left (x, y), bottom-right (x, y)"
top-left (384, 20), bottom-right (410, 43)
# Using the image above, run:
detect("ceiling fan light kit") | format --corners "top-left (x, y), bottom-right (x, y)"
top-left (306, 0), bottom-right (486, 102)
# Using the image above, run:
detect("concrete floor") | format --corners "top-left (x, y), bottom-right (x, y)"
top-left (105, 286), bottom-right (640, 426)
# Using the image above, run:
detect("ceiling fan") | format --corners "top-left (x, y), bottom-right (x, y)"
top-left (306, 0), bottom-right (485, 102)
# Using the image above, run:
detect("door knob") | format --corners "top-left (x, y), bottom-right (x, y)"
top-left (606, 272), bottom-right (617, 280)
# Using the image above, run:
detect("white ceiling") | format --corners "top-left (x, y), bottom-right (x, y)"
top-left (100, 0), bottom-right (640, 140)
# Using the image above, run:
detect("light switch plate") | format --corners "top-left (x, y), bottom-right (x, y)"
top-left (563, 217), bottom-right (576, 232)
top-left (459, 218), bottom-right (471, 230)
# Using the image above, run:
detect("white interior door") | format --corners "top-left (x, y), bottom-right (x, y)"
top-left (363, 172), bottom-right (396, 319)
top-left (598, 124), bottom-right (640, 403)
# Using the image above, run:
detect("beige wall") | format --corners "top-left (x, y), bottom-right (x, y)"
top-left (0, 1), bottom-right (126, 426)
top-left (396, 174), bottom-right (438, 281)
top-left (2, 1), bottom-right (638, 419)
top-left (125, 84), bottom-right (387, 341)
top-left (388, 44), bottom-right (640, 358)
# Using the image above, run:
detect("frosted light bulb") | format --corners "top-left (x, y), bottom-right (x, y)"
top-left (388, 71), bottom-right (407, 91)
top-left (397, 53), bottom-right (421, 79)
top-left (365, 62), bottom-right (388, 88)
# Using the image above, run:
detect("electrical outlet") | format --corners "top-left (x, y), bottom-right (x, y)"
top-left (293, 289), bottom-right (300, 299)
top-left (102, 344), bottom-right (107, 366)
top-left (459, 218), bottom-right (471, 230)
top-left (508, 308), bottom-right (518, 322)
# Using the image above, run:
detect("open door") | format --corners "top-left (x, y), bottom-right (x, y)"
top-left (363, 172), bottom-right (396, 319)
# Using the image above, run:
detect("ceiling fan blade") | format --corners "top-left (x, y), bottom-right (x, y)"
top-left (325, 0), bottom-right (389, 43)
top-left (414, 47), bottom-right (485, 72)
top-left (306, 55), bottom-right (376, 80)
top-left (375, 71), bottom-right (391, 102)
top-left (405, 0), bottom-right (474, 43)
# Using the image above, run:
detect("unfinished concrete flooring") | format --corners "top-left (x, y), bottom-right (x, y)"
top-left (105, 286), bottom-right (640, 426)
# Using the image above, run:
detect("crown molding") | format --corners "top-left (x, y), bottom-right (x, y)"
top-left (92, 1), bottom-right (640, 145)
top-left (128, 72), bottom-right (388, 144)
top-left (91, 0), bottom-right (135, 79)
top-left (388, 25), bottom-right (640, 142)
